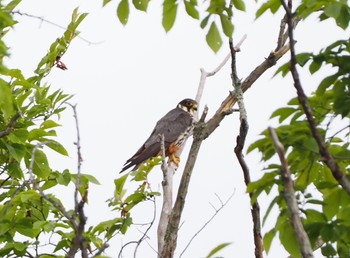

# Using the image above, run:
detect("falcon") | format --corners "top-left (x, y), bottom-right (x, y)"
top-left (120, 98), bottom-right (198, 173)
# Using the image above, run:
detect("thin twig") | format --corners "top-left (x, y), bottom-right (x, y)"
top-left (118, 198), bottom-right (159, 258)
top-left (134, 197), bottom-right (158, 258)
top-left (0, 112), bottom-right (20, 138)
top-left (179, 193), bottom-right (234, 257)
top-left (66, 103), bottom-right (88, 258)
top-left (195, 34), bottom-right (247, 106)
top-left (11, 10), bottom-right (102, 45)
top-left (268, 127), bottom-right (314, 258)
top-left (280, 0), bottom-right (350, 196)
top-left (92, 243), bottom-right (110, 257)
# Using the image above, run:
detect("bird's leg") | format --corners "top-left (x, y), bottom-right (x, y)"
top-left (168, 153), bottom-right (180, 168)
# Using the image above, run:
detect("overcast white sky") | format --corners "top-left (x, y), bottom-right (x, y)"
top-left (4, 0), bottom-right (349, 257)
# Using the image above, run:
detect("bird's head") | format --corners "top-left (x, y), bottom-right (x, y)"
top-left (178, 98), bottom-right (198, 116)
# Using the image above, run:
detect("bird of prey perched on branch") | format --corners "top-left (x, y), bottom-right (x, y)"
top-left (120, 98), bottom-right (198, 173)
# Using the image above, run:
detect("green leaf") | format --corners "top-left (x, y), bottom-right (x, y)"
top-left (6, 129), bottom-right (28, 144)
top-left (57, 169), bottom-right (71, 186)
top-left (19, 190), bottom-right (40, 202)
top-left (15, 218), bottom-right (40, 237)
top-left (309, 60), bottom-right (322, 74)
top-left (162, 0), bottom-right (178, 32)
top-left (79, 174), bottom-right (101, 185)
top-left (333, 81), bottom-right (350, 117)
top-left (0, 79), bottom-right (15, 120)
top-left (115, 173), bottom-right (129, 198)
top-left (117, 0), bottom-right (129, 25)
top-left (316, 74), bottom-right (338, 95)
top-left (207, 0), bottom-right (225, 14)
top-left (324, 2), bottom-right (341, 19)
top-left (274, 62), bottom-right (290, 77)
top-left (132, 0), bottom-right (150, 11)
top-left (206, 22), bottom-right (222, 53)
top-left (302, 138), bottom-right (319, 153)
top-left (40, 120), bottom-right (61, 129)
top-left (336, 5), bottom-right (350, 29)
top-left (205, 242), bottom-right (232, 258)
top-left (263, 228), bottom-right (276, 254)
top-left (31, 149), bottom-right (51, 179)
top-left (219, 14), bottom-right (234, 38)
top-left (200, 14), bottom-right (210, 29)
top-left (184, 0), bottom-right (199, 19)
top-left (256, 0), bottom-right (281, 18)
top-left (45, 139), bottom-right (69, 156)
top-left (295, 52), bottom-right (311, 67)
top-left (4, 0), bottom-right (21, 11)
top-left (5, 143), bottom-right (26, 162)
top-left (13, 241), bottom-right (27, 252)
top-left (103, 0), bottom-right (112, 6)
top-left (270, 107), bottom-right (297, 123)
top-left (233, 0), bottom-right (245, 11)
top-left (278, 217), bottom-right (300, 257)
top-left (28, 128), bottom-right (57, 141)
top-left (321, 243), bottom-right (337, 256)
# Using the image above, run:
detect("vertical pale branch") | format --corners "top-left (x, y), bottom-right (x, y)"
top-left (229, 39), bottom-right (263, 258)
top-left (268, 127), bottom-right (314, 258)
top-left (66, 104), bottom-right (88, 258)
top-left (158, 134), bottom-right (173, 256)
top-left (280, 0), bottom-right (350, 195)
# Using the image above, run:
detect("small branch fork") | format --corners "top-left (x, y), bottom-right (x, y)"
top-left (280, 0), bottom-right (350, 196)
top-left (179, 193), bottom-right (234, 257)
top-left (230, 38), bottom-right (263, 258)
top-left (268, 127), bottom-right (314, 258)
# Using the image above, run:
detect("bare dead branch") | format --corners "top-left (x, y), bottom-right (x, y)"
top-left (195, 34), bottom-right (247, 107)
top-left (268, 127), bottom-right (314, 258)
top-left (280, 0), bottom-right (350, 196)
top-left (158, 134), bottom-right (173, 256)
top-left (179, 193), bottom-right (234, 257)
top-left (66, 104), bottom-right (88, 258)
top-left (230, 39), bottom-right (263, 258)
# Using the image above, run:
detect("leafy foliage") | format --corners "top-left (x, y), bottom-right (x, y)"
top-left (105, 0), bottom-right (246, 52)
top-left (249, 1), bottom-right (350, 257)
top-left (0, 3), bottom-right (106, 257)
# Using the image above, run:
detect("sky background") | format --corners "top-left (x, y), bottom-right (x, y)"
top-left (4, 0), bottom-right (349, 257)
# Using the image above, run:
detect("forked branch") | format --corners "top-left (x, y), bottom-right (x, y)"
top-left (269, 127), bottom-right (313, 258)
top-left (280, 0), bottom-right (350, 196)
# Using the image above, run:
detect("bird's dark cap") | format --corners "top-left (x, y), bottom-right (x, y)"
top-left (178, 98), bottom-right (197, 107)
